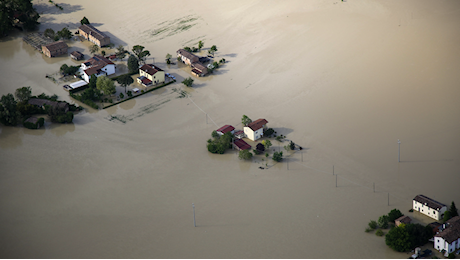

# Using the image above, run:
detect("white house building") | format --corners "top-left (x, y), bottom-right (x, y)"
top-left (413, 194), bottom-right (447, 221)
top-left (434, 216), bottom-right (460, 255)
top-left (81, 55), bottom-right (115, 82)
top-left (243, 118), bottom-right (268, 141)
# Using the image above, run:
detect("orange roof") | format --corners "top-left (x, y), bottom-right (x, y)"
top-left (247, 118), bottom-right (268, 131)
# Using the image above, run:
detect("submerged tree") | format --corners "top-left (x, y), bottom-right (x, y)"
top-left (127, 55), bottom-right (139, 73)
top-left (0, 93), bottom-right (21, 126)
top-left (182, 77), bottom-right (194, 87)
top-left (241, 115), bottom-right (252, 126)
top-left (80, 16), bottom-right (90, 25)
top-left (14, 86), bottom-right (32, 102)
top-left (116, 74), bottom-right (134, 93)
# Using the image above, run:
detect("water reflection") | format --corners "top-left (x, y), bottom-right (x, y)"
top-left (49, 123), bottom-right (75, 137)
top-left (23, 127), bottom-right (46, 136)
top-left (0, 126), bottom-right (24, 149)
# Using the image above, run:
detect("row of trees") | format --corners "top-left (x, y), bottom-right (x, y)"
top-left (0, 0), bottom-right (40, 37)
top-left (44, 27), bottom-right (72, 41)
top-left (0, 87), bottom-right (76, 126)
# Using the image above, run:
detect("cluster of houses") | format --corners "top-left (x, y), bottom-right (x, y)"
top-left (41, 23), bottom-right (111, 59)
top-left (215, 118), bottom-right (268, 151)
top-left (408, 195), bottom-right (460, 256)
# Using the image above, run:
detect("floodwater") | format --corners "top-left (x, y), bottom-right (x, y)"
top-left (1, 0), bottom-right (460, 258)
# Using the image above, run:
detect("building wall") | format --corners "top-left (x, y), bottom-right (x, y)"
top-left (79, 29), bottom-right (110, 47)
top-left (244, 127), bottom-right (263, 141)
top-left (42, 46), bottom-right (67, 58)
top-left (412, 200), bottom-right (447, 220)
top-left (140, 70), bottom-right (165, 84)
top-left (435, 237), bottom-right (459, 254)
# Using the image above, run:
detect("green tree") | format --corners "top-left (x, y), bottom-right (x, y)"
top-left (0, 93), bottom-right (21, 126)
top-left (116, 45), bottom-right (126, 60)
top-left (385, 224), bottom-right (411, 252)
top-left (289, 141), bottom-right (295, 150)
top-left (211, 130), bottom-right (219, 139)
top-left (378, 215), bottom-right (389, 229)
top-left (101, 50), bottom-right (106, 56)
top-left (116, 74), bottom-right (134, 93)
top-left (44, 28), bottom-right (55, 38)
top-left (14, 86), bottom-right (32, 102)
top-left (388, 209), bottom-right (404, 223)
top-left (273, 151), bottom-right (283, 162)
top-left (265, 128), bottom-right (274, 137)
top-left (89, 74), bottom-right (97, 89)
top-left (80, 16), bottom-right (90, 25)
top-left (119, 93), bottom-right (124, 99)
top-left (449, 201), bottom-right (458, 218)
top-left (262, 140), bottom-right (272, 151)
top-left (241, 115), bottom-right (252, 126)
top-left (182, 77), bottom-right (194, 87)
top-left (96, 76), bottom-right (116, 96)
top-left (132, 45), bottom-right (150, 63)
top-left (198, 40), bottom-right (204, 50)
top-left (369, 220), bottom-right (378, 230)
top-left (376, 229), bottom-right (384, 236)
top-left (127, 55), bottom-right (139, 73)
top-left (210, 45), bottom-right (218, 52)
top-left (57, 27), bottom-right (72, 39)
top-left (165, 53), bottom-right (172, 64)
top-left (89, 44), bottom-right (99, 54)
top-left (239, 149), bottom-right (253, 160)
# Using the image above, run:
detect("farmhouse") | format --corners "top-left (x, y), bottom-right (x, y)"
top-left (243, 118), bottom-right (268, 141)
top-left (191, 62), bottom-right (208, 77)
top-left (81, 55), bottom-right (115, 82)
top-left (41, 41), bottom-right (68, 57)
top-left (70, 50), bottom-right (84, 60)
top-left (434, 216), bottom-right (460, 255)
top-left (177, 49), bottom-right (199, 65)
top-left (78, 24), bottom-right (110, 47)
top-left (137, 64), bottom-right (165, 87)
top-left (216, 125), bottom-right (235, 136)
top-left (413, 194), bottom-right (447, 221)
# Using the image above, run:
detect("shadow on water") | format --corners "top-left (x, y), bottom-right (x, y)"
top-left (34, 3), bottom-right (83, 15)
top-left (273, 127), bottom-right (294, 136)
top-left (102, 31), bottom-right (127, 47)
top-left (400, 159), bottom-right (453, 163)
top-left (0, 126), bottom-right (24, 149)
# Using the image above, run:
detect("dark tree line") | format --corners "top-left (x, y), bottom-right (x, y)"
top-left (0, 0), bottom-right (40, 37)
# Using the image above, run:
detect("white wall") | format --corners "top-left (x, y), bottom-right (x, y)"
top-left (413, 200), bottom-right (447, 220)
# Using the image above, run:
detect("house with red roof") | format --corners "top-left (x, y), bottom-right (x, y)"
top-left (234, 139), bottom-right (251, 151)
top-left (216, 125), bottom-right (235, 135)
top-left (137, 64), bottom-right (164, 87)
top-left (243, 118), bottom-right (268, 141)
top-left (434, 216), bottom-right (460, 255)
top-left (81, 55), bottom-right (115, 82)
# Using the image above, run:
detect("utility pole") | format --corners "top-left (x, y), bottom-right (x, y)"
top-left (206, 114), bottom-right (208, 124)
top-left (301, 150), bottom-right (303, 162)
top-left (192, 203), bottom-right (196, 227)
top-left (336, 174), bottom-right (337, 187)
top-left (388, 193), bottom-right (390, 206)
top-left (333, 165), bottom-right (334, 175)
top-left (373, 183), bottom-right (375, 193)
top-left (287, 157), bottom-right (289, 170)
top-left (398, 139), bottom-right (401, 162)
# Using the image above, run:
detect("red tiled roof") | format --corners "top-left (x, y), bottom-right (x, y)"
top-left (247, 118), bottom-right (268, 131)
top-left (85, 55), bottom-right (114, 67)
top-left (141, 77), bottom-right (152, 85)
top-left (84, 65), bottom-right (103, 76)
top-left (140, 64), bottom-right (163, 76)
top-left (234, 139), bottom-right (251, 150)
top-left (216, 125), bottom-right (234, 134)
top-left (234, 130), bottom-right (244, 136)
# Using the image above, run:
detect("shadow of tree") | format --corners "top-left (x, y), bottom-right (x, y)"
top-left (34, 3), bottom-right (83, 15)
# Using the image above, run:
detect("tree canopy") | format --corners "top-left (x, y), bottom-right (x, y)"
top-left (89, 44), bottom-right (99, 54)
top-left (0, 0), bottom-right (40, 37)
top-left (116, 74), bottom-right (134, 93)
top-left (132, 45), bottom-right (150, 64)
top-left (96, 76), bottom-right (116, 95)
top-left (182, 77), bottom-right (194, 87)
top-left (273, 151), bottom-right (283, 162)
top-left (239, 149), bottom-right (253, 160)
top-left (127, 55), bottom-right (139, 73)
top-left (388, 209), bottom-right (404, 223)
top-left (80, 16), bottom-right (90, 25)
top-left (385, 223), bottom-right (433, 252)
top-left (0, 93), bottom-right (21, 126)
top-left (14, 86), bottom-right (31, 102)
top-left (115, 45), bottom-right (127, 60)
top-left (57, 27), bottom-right (72, 39)
top-left (262, 140), bottom-right (272, 151)
top-left (241, 115), bottom-right (252, 126)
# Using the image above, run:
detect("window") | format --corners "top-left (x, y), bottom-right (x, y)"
top-left (433, 211), bottom-right (435, 214)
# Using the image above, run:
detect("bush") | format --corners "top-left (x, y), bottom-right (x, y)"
top-left (378, 215), bottom-right (389, 229)
top-left (388, 209), bottom-right (404, 223)
top-left (265, 128), bottom-right (274, 137)
top-left (211, 130), bottom-right (219, 139)
top-left (376, 229), bottom-right (384, 236)
top-left (272, 151), bottom-right (283, 162)
top-left (369, 220), bottom-right (377, 230)
top-left (239, 149), bottom-right (253, 160)
top-left (365, 227), bottom-right (372, 233)
top-left (127, 91), bottom-right (132, 97)
top-left (409, 209), bottom-right (414, 212)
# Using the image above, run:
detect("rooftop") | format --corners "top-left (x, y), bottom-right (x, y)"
top-left (435, 216), bottom-right (460, 243)
top-left (413, 195), bottom-right (447, 210)
top-left (246, 118), bottom-right (268, 131)
top-left (216, 125), bottom-right (235, 134)
top-left (78, 24), bottom-right (109, 41)
top-left (140, 64), bottom-right (163, 76)
top-left (177, 49), bottom-right (199, 61)
top-left (234, 139), bottom-right (251, 150)
top-left (43, 41), bottom-right (67, 52)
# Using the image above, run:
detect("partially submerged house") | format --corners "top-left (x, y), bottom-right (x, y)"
top-left (137, 64), bottom-right (165, 87)
top-left (244, 118), bottom-right (268, 141)
top-left (234, 130), bottom-right (244, 139)
top-left (81, 55), bottom-right (115, 82)
top-left (70, 50), bottom-right (84, 60)
top-left (434, 216), bottom-right (460, 255)
top-left (177, 49), bottom-right (208, 77)
top-left (413, 195), bottom-right (447, 221)
top-left (216, 125), bottom-right (235, 136)
top-left (41, 40), bottom-right (68, 57)
top-left (78, 24), bottom-right (110, 47)
top-left (395, 215), bottom-right (412, 226)
top-left (28, 98), bottom-right (69, 113)
top-left (233, 139), bottom-right (251, 151)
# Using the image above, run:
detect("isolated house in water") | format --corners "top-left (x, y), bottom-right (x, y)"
top-left (243, 118), bottom-right (268, 141)
top-left (78, 24), bottom-right (110, 47)
top-left (412, 194), bottom-right (447, 221)
top-left (81, 55), bottom-right (115, 82)
top-left (434, 216), bottom-right (460, 255)
top-left (177, 49), bottom-right (208, 77)
top-left (41, 41), bottom-right (68, 57)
